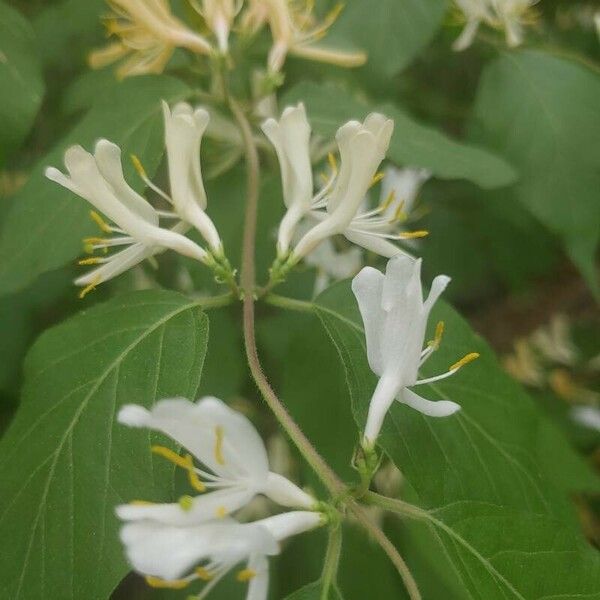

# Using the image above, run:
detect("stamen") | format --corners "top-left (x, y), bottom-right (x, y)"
top-left (178, 495), bottom-right (194, 511)
top-left (236, 569), bottom-right (257, 582)
top-left (370, 171), bottom-right (385, 187)
top-left (151, 445), bottom-right (207, 493)
top-left (380, 190), bottom-right (396, 211)
top-left (145, 576), bottom-right (190, 590)
top-left (78, 257), bottom-right (104, 266)
top-left (450, 352), bottom-right (480, 372)
top-left (429, 321), bottom-right (445, 349)
top-left (398, 230), bottom-right (429, 240)
top-left (215, 505), bottom-right (227, 518)
top-left (214, 426), bottom-right (226, 465)
top-left (130, 153), bottom-right (147, 179)
top-left (391, 199), bottom-right (407, 223)
top-left (196, 567), bottom-right (214, 581)
top-left (89, 210), bottom-right (113, 234)
top-left (78, 275), bottom-right (102, 299)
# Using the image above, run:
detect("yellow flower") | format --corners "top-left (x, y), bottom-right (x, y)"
top-left (243, 0), bottom-right (366, 72)
top-left (89, 0), bottom-right (212, 78)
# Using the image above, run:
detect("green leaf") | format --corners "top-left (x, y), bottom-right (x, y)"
top-left (0, 1), bottom-right (44, 163)
top-left (285, 580), bottom-right (344, 600)
top-left (471, 50), bottom-right (600, 295)
top-left (0, 290), bottom-right (208, 600)
top-left (284, 82), bottom-right (516, 189)
top-left (312, 280), bottom-right (600, 598)
top-left (0, 75), bottom-right (190, 298)
top-left (328, 0), bottom-right (446, 79)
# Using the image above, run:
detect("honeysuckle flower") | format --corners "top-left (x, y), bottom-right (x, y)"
top-left (89, 0), bottom-right (212, 79)
top-left (191, 0), bottom-right (244, 52)
top-left (119, 510), bottom-right (322, 595)
top-left (45, 141), bottom-right (209, 297)
top-left (261, 103), bottom-right (313, 256)
top-left (453, 0), bottom-right (538, 50)
top-left (290, 113), bottom-right (408, 262)
top-left (243, 0), bottom-right (366, 72)
top-left (352, 255), bottom-right (480, 448)
top-left (117, 397), bottom-right (316, 526)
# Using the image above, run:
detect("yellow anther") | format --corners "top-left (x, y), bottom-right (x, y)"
top-left (151, 445), bottom-right (206, 493)
top-left (179, 495), bottom-right (194, 511)
top-left (130, 153), bottom-right (147, 178)
top-left (398, 230), bottom-right (429, 240)
top-left (89, 210), bottom-right (112, 233)
top-left (78, 275), bottom-right (101, 299)
top-left (196, 567), bottom-right (214, 581)
top-left (145, 576), bottom-right (190, 590)
top-left (130, 500), bottom-right (155, 506)
top-left (215, 505), bottom-right (228, 518)
top-left (78, 257), bottom-right (103, 266)
top-left (427, 321), bottom-right (445, 350)
top-left (319, 172), bottom-right (329, 185)
top-left (380, 190), bottom-right (396, 212)
top-left (450, 352), bottom-right (480, 372)
top-left (236, 569), bottom-right (257, 582)
top-left (370, 171), bottom-right (385, 187)
top-left (214, 425), bottom-right (226, 466)
top-left (327, 152), bottom-right (338, 174)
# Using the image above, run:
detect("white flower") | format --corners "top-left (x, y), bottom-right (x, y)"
top-left (119, 510), bottom-right (322, 595)
top-left (262, 103), bottom-right (314, 256)
top-left (453, 0), bottom-right (538, 50)
top-left (291, 113), bottom-right (404, 262)
top-left (46, 101), bottom-right (224, 296)
top-left (45, 141), bottom-right (208, 297)
top-left (352, 256), bottom-right (480, 448)
top-left (116, 397), bottom-right (316, 526)
top-left (242, 0), bottom-right (366, 72)
top-left (89, 0), bottom-right (213, 78)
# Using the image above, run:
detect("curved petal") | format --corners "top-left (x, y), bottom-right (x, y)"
top-left (116, 487), bottom-right (255, 525)
top-left (344, 229), bottom-right (405, 259)
top-left (351, 266), bottom-right (386, 375)
top-left (400, 388), bottom-right (461, 417)
top-left (264, 472), bottom-right (315, 509)
top-left (258, 511), bottom-right (322, 542)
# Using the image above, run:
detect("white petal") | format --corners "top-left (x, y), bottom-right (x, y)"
top-left (93, 140), bottom-right (158, 225)
top-left (116, 487), bottom-right (255, 525)
top-left (453, 18), bottom-right (481, 52)
top-left (423, 273), bottom-right (451, 313)
top-left (246, 554), bottom-right (269, 600)
top-left (400, 388), bottom-right (461, 417)
top-left (351, 266), bottom-right (386, 375)
top-left (264, 472), bottom-right (315, 509)
top-left (344, 229), bottom-right (405, 259)
top-left (363, 373), bottom-right (402, 446)
top-left (380, 166), bottom-right (430, 218)
top-left (118, 404), bottom-right (151, 426)
top-left (258, 511), bottom-right (322, 543)
top-left (572, 406), bottom-right (600, 432)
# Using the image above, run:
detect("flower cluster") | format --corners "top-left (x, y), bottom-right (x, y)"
top-left (117, 396), bottom-right (324, 596)
top-left (264, 104), bottom-right (432, 284)
top-left (46, 102), bottom-right (232, 298)
top-left (453, 0), bottom-right (540, 51)
top-left (90, 0), bottom-right (365, 79)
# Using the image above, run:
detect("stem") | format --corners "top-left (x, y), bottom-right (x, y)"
top-left (363, 492), bottom-right (429, 521)
top-left (229, 96), bottom-right (421, 600)
top-left (320, 525), bottom-right (342, 599)
top-left (264, 293), bottom-right (315, 313)
top-left (194, 292), bottom-right (235, 310)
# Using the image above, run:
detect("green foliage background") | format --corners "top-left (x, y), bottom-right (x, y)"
top-left (0, 0), bottom-right (598, 599)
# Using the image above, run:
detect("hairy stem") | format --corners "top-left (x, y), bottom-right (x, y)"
top-left (194, 292), bottom-right (235, 310)
top-left (230, 96), bottom-right (421, 600)
top-left (320, 524), bottom-right (342, 599)
top-left (363, 491), bottom-right (429, 521)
